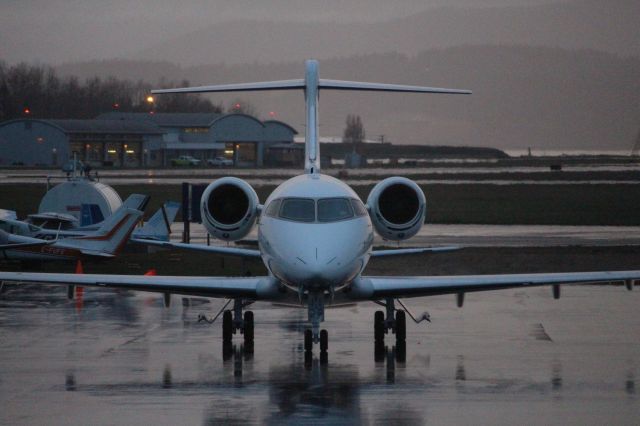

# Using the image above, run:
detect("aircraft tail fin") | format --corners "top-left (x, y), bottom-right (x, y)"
top-left (132, 201), bottom-right (180, 242)
top-left (151, 60), bottom-right (471, 176)
top-left (62, 207), bottom-right (143, 256)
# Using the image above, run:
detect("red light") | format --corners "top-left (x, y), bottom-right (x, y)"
top-left (234, 103), bottom-right (241, 110)
top-left (269, 111), bottom-right (276, 117)
top-left (23, 108), bottom-right (30, 115)
top-left (113, 103), bottom-right (120, 109)
top-left (149, 111), bottom-right (155, 115)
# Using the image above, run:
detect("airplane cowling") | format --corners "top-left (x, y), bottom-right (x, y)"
top-left (200, 177), bottom-right (259, 241)
top-left (366, 177), bottom-right (426, 241)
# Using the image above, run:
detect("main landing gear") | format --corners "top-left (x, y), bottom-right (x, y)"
top-left (221, 298), bottom-right (254, 349)
top-left (374, 298), bottom-right (407, 362)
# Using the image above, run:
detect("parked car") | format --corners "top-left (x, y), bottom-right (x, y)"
top-left (170, 155), bottom-right (201, 166)
top-left (207, 156), bottom-right (234, 167)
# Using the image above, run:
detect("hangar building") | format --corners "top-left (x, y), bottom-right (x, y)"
top-left (0, 112), bottom-right (300, 167)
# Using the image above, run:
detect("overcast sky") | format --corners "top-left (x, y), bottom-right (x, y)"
top-left (1, 0), bottom-right (562, 65)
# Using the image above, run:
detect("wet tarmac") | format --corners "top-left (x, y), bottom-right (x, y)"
top-left (1, 284), bottom-right (639, 425)
top-left (178, 223), bottom-right (640, 247)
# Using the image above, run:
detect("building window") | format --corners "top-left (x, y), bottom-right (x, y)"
top-left (184, 128), bottom-right (209, 133)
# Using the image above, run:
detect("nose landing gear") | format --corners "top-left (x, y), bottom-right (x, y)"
top-left (304, 291), bottom-right (328, 359)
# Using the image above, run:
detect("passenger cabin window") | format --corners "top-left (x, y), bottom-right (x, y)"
top-left (351, 199), bottom-right (368, 216)
top-left (317, 198), bottom-right (354, 222)
top-left (279, 198), bottom-right (315, 222)
top-left (265, 199), bottom-right (282, 217)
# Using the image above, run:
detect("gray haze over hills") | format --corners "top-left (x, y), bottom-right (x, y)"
top-left (2, 0), bottom-right (639, 150)
top-left (2, 0), bottom-right (637, 65)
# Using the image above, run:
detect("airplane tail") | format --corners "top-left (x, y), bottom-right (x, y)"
top-left (132, 201), bottom-right (180, 241)
top-left (61, 207), bottom-right (143, 256)
top-left (152, 59), bottom-right (471, 175)
top-left (77, 194), bottom-right (150, 231)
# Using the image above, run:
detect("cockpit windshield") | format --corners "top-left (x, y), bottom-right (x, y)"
top-left (317, 198), bottom-right (354, 222)
top-left (279, 198), bottom-right (315, 222)
top-left (268, 197), bottom-right (363, 223)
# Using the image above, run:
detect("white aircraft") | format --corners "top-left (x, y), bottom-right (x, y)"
top-left (0, 197), bottom-right (179, 243)
top-left (0, 206), bottom-right (143, 262)
top-left (1, 60), bottom-right (638, 353)
top-left (0, 194), bottom-right (149, 239)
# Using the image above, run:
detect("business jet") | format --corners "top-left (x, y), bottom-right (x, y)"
top-left (1, 60), bottom-right (638, 353)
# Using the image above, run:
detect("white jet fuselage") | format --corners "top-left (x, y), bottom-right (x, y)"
top-left (259, 174), bottom-right (373, 293)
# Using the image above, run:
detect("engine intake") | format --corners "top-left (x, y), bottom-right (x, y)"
top-left (200, 177), bottom-right (259, 241)
top-left (367, 177), bottom-right (426, 241)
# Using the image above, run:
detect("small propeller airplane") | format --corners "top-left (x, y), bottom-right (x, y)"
top-left (1, 60), bottom-right (638, 353)
top-left (0, 206), bottom-right (143, 262)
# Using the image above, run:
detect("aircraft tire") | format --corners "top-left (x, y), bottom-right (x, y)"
top-left (320, 329), bottom-right (328, 352)
top-left (395, 310), bottom-right (406, 341)
top-left (222, 310), bottom-right (233, 342)
top-left (244, 311), bottom-right (254, 342)
top-left (395, 340), bottom-right (406, 363)
top-left (304, 329), bottom-right (313, 352)
top-left (374, 341), bottom-right (385, 362)
top-left (374, 310), bottom-right (384, 341)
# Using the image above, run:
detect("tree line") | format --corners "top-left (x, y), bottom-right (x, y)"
top-left (0, 62), bottom-right (222, 122)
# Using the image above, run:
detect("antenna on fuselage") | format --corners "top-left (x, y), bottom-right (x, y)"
top-left (151, 60), bottom-right (471, 175)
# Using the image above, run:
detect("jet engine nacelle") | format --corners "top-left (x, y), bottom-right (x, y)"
top-left (367, 177), bottom-right (426, 241)
top-left (200, 177), bottom-right (259, 242)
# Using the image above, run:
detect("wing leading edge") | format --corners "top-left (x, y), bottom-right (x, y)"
top-left (349, 270), bottom-right (640, 300)
top-left (130, 238), bottom-right (261, 258)
top-left (0, 271), bottom-right (279, 300)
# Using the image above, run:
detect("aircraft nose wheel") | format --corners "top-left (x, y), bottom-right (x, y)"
top-left (304, 328), bottom-right (328, 353)
top-left (304, 329), bottom-right (313, 352)
top-left (320, 330), bottom-right (328, 352)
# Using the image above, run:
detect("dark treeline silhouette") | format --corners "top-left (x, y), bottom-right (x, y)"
top-left (0, 62), bottom-right (222, 122)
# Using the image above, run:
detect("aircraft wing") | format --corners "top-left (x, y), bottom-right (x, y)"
top-left (353, 270), bottom-right (640, 299)
top-left (0, 229), bottom-right (55, 250)
top-left (0, 271), bottom-right (277, 299)
top-left (0, 241), bottom-right (54, 250)
top-left (370, 246), bottom-right (461, 257)
top-left (130, 238), bottom-right (261, 258)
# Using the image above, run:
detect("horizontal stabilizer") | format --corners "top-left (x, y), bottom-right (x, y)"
top-left (319, 79), bottom-right (471, 94)
top-left (152, 80), bottom-right (305, 95)
top-left (152, 79), bottom-right (470, 95)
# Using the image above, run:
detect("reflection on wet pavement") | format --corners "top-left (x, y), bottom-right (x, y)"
top-left (1, 285), bottom-right (639, 424)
